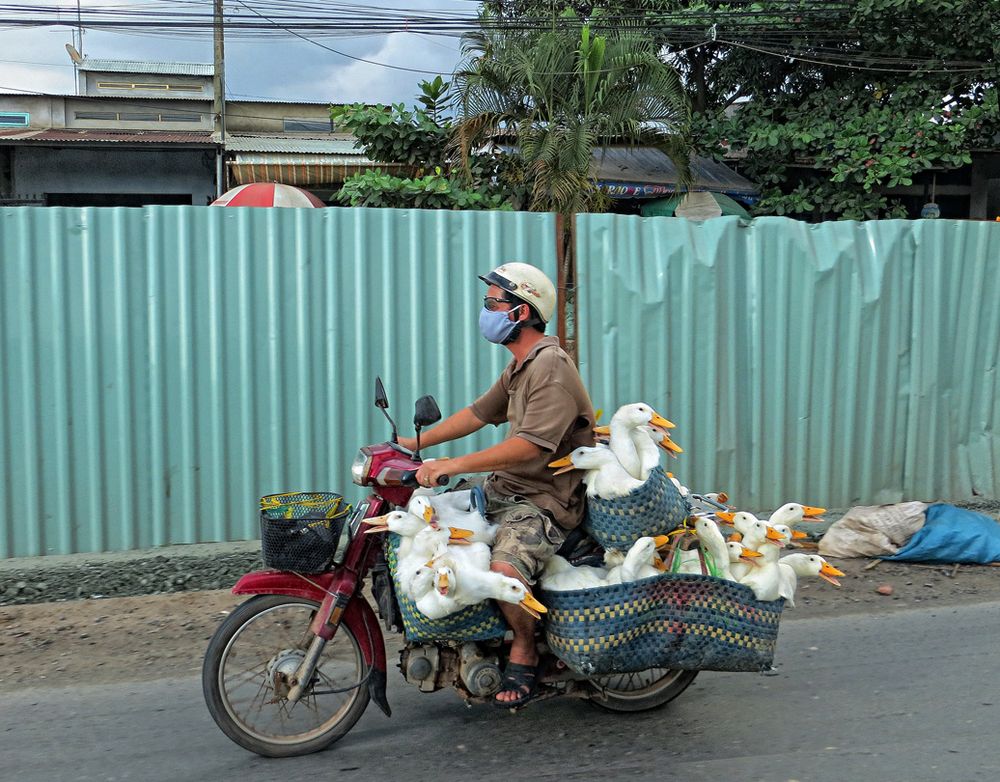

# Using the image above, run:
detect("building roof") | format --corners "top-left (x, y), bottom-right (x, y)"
top-left (0, 129), bottom-right (214, 145)
top-left (77, 58), bottom-right (214, 76)
top-left (592, 147), bottom-right (759, 199)
top-left (224, 134), bottom-right (362, 154)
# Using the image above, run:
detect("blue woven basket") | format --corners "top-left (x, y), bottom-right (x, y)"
top-left (540, 572), bottom-right (784, 676)
top-left (385, 533), bottom-right (508, 643)
top-left (584, 466), bottom-right (690, 550)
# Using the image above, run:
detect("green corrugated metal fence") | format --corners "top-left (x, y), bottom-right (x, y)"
top-left (2, 207), bottom-right (998, 557)
top-left (0, 206), bottom-right (557, 557)
top-left (576, 215), bottom-right (1000, 510)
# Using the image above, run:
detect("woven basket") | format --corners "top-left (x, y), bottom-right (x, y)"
top-left (540, 572), bottom-right (784, 676)
top-left (385, 533), bottom-right (508, 643)
top-left (584, 466), bottom-right (690, 550)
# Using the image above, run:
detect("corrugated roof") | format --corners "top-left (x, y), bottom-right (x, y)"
top-left (224, 134), bottom-right (362, 154)
top-left (592, 147), bottom-right (759, 197)
top-left (78, 58), bottom-right (214, 76)
top-left (0, 129), bottom-right (214, 144)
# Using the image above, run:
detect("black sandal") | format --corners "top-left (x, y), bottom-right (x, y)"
top-left (494, 662), bottom-right (539, 708)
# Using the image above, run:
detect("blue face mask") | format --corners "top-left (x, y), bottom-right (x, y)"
top-left (478, 305), bottom-right (523, 345)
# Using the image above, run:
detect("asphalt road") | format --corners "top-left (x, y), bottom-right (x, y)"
top-left (3, 602), bottom-right (999, 782)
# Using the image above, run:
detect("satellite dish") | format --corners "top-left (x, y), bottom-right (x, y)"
top-left (66, 44), bottom-right (83, 64)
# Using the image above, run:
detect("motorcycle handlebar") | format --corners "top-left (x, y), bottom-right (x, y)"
top-left (400, 470), bottom-right (450, 487)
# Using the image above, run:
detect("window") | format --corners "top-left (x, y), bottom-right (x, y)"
top-left (0, 112), bottom-right (29, 127)
top-left (283, 118), bottom-right (333, 133)
top-left (97, 81), bottom-right (204, 93)
top-left (75, 110), bottom-right (203, 123)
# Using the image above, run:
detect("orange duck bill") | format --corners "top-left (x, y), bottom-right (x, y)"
top-left (819, 561), bottom-right (846, 586)
top-left (801, 505), bottom-right (827, 518)
top-left (548, 455), bottom-right (578, 475)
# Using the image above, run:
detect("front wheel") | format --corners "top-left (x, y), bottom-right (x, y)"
top-left (202, 595), bottom-right (370, 757)
top-left (587, 667), bottom-right (698, 713)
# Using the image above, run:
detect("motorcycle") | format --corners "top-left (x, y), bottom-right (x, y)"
top-left (202, 378), bottom-right (697, 757)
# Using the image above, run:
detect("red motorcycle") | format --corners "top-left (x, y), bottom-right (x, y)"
top-left (202, 379), bottom-right (697, 757)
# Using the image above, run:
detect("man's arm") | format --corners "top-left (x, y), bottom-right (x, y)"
top-left (415, 436), bottom-right (542, 486)
top-left (398, 406), bottom-right (486, 452)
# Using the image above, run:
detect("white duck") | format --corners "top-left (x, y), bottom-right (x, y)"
top-left (540, 555), bottom-right (609, 591)
top-left (777, 553), bottom-right (845, 608)
top-left (606, 536), bottom-right (668, 584)
top-left (768, 502), bottom-right (827, 528)
top-left (407, 495), bottom-right (496, 545)
top-left (414, 565), bottom-right (462, 619)
top-left (409, 487), bottom-right (474, 514)
top-left (771, 522), bottom-right (809, 549)
top-left (718, 512), bottom-right (785, 580)
top-left (549, 446), bottom-right (644, 499)
top-left (364, 509), bottom-right (430, 559)
top-left (443, 566), bottom-right (549, 618)
top-left (727, 540), bottom-right (763, 569)
top-left (693, 516), bottom-right (733, 580)
top-left (593, 403), bottom-right (675, 481)
top-left (404, 563), bottom-right (437, 602)
top-left (738, 538), bottom-right (783, 602)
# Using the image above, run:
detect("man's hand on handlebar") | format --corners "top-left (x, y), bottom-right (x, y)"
top-left (415, 459), bottom-right (455, 488)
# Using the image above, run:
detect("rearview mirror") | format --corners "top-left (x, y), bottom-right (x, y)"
top-left (414, 395), bottom-right (442, 428)
top-left (374, 377), bottom-right (389, 409)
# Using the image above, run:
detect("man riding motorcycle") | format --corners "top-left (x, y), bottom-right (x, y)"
top-left (398, 262), bottom-right (596, 707)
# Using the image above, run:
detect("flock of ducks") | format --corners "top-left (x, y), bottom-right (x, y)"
top-left (365, 490), bottom-right (547, 621)
top-left (367, 402), bottom-right (847, 619)
top-left (542, 403), bottom-right (847, 605)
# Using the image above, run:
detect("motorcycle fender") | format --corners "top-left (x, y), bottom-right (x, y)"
top-left (232, 571), bottom-right (391, 718)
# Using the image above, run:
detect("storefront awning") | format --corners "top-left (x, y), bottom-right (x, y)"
top-left (228, 153), bottom-right (409, 188)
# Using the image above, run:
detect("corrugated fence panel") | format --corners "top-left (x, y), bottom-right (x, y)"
top-left (0, 206), bottom-right (557, 557)
top-left (577, 215), bottom-right (1000, 510)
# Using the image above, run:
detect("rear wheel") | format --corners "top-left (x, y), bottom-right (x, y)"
top-left (202, 595), bottom-right (370, 757)
top-left (587, 667), bottom-right (698, 713)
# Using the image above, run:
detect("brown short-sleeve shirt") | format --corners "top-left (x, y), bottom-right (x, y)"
top-left (470, 336), bottom-right (596, 530)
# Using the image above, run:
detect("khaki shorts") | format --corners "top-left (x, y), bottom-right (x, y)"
top-left (454, 477), bottom-right (565, 585)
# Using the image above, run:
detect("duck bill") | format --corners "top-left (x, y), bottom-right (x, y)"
top-left (791, 529), bottom-right (810, 540)
top-left (740, 547), bottom-right (762, 563)
top-left (764, 526), bottom-right (786, 545)
top-left (715, 511), bottom-right (736, 523)
top-left (447, 527), bottom-right (474, 544)
top-left (436, 572), bottom-right (449, 593)
top-left (820, 562), bottom-right (845, 585)
top-left (548, 455), bottom-right (577, 475)
top-left (649, 412), bottom-right (676, 429)
top-left (652, 535), bottom-right (671, 548)
top-left (657, 437), bottom-right (684, 454)
top-left (519, 593), bottom-right (548, 619)
top-left (421, 506), bottom-right (436, 524)
top-left (592, 425), bottom-right (611, 436)
top-left (363, 514), bottom-right (390, 534)
top-left (801, 505), bottom-right (827, 518)
top-left (653, 555), bottom-right (668, 571)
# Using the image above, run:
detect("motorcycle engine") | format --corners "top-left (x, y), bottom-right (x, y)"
top-left (400, 643), bottom-right (501, 697)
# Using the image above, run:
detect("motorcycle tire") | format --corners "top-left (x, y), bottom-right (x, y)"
top-left (587, 667), bottom-right (698, 713)
top-left (203, 594), bottom-right (371, 757)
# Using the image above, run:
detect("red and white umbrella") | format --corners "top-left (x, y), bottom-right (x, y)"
top-left (211, 182), bottom-right (325, 208)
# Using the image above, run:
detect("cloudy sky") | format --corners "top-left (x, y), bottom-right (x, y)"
top-left (0, 1), bottom-right (471, 105)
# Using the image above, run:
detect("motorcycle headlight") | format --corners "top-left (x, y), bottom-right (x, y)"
top-left (351, 450), bottom-right (372, 486)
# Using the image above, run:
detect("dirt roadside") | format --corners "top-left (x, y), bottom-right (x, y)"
top-left (2, 555), bottom-right (997, 690)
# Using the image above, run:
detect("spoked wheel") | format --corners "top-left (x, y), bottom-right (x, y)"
top-left (587, 667), bottom-right (698, 713)
top-left (202, 595), bottom-right (370, 757)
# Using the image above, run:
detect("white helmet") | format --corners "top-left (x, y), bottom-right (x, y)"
top-left (478, 262), bottom-right (557, 324)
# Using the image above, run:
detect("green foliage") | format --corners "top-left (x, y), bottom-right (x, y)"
top-left (486, 0), bottom-right (999, 220)
top-left (331, 79), bottom-right (521, 210)
top-left (454, 10), bottom-right (692, 215)
top-left (336, 168), bottom-right (511, 210)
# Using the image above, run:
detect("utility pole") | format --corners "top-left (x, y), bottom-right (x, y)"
top-left (213, 0), bottom-right (226, 198)
top-left (74, 0), bottom-right (83, 94)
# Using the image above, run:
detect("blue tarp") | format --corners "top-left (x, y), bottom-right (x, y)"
top-left (882, 504), bottom-right (1000, 564)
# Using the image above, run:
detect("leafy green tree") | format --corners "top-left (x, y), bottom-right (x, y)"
top-left (485, 0), bottom-right (999, 220)
top-left (331, 78), bottom-right (520, 210)
top-left (453, 10), bottom-right (692, 215)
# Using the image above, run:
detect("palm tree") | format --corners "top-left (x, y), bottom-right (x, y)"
top-left (453, 11), bottom-right (692, 215)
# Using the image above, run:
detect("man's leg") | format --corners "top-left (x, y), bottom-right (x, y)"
top-left (487, 498), bottom-right (564, 705)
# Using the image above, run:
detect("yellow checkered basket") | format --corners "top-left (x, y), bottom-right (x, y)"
top-left (539, 572), bottom-right (784, 675)
top-left (385, 534), bottom-right (509, 643)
